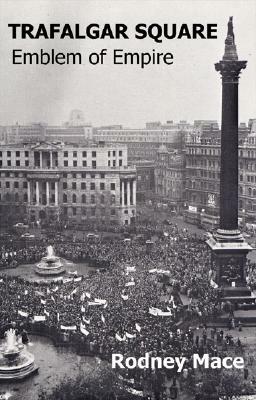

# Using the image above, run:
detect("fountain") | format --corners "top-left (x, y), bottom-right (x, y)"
top-left (0, 329), bottom-right (38, 381)
top-left (35, 245), bottom-right (65, 276)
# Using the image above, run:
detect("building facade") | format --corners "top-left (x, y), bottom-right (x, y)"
top-left (184, 122), bottom-right (256, 229)
top-left (0, 142), bottom-right (136, 227)
top-left (94, 121), bottom-right (193, 160)
top-left (154, 146), bottom-right (186, 213)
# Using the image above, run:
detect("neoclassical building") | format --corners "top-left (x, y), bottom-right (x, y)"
top-left (0, 142), bottom-right (136, 226)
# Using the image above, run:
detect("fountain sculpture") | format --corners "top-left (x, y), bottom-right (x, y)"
top-left (0, 329), bottom-right (38, 381)
top-left (35, 245), bottom-right (65, 276)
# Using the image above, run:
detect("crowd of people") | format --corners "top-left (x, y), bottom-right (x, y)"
top-left (0, 221), bottom-right (251, 390)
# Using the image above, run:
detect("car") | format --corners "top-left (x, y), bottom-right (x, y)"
top-left (87, 233), bottom-right (99, 239)
top-left (13, 223), bottom-right (29, 229)
top-left (21, 233), bottom-right (35, 239)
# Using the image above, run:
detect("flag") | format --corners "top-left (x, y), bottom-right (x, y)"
top-left (68, 270), bottom-right (77, 275)
top-left (18, 310), bottom-right (28, 318)
top-left (126, 332), bottom-right (136, 339)
top-left (115, 333), bottom-right (126, 341)
top-left (63, 278), bottom-right (73, 284)
top-left (44, 310), bottom-right (50, 317)
top-left (60, 325), bottom-right (77, 331)
top-left (148, 269), bottom-right (157, 274)
top-left (34, 315), bottom-right (46, 322)
top-left (103, 302), bottom-right (108, 309)
top-left (85, 292), bottom-right (91, 299)
top-left (126, 266), bottom-right (136, 272)
top-left (80, 293), bottom-right (85, 302)
top-left (52, 286), bottom-right (59, 292)
top-left (35, 290), bottom-right (44, 296)
top-left (101, 314), bottom-right (105, 323)
top-left (71, 288), bottom-right (78, 295)
top-left (158, 310), bottom-right (172, 316)
top-left (74, 277), bottom-right (82, 282)
top-left (149, 307), bottom-right (160, 316)
top-left (94, 298), bottom-right (107, 305)
top-left (82, 317), bottom-right (90, 324)
top-left (81, 305), bottom-right (86, 313)
top-left (80, 323), bottom-right (89, 336)
top-left (88, 301), bottom-right (102, 306)
top-left (135, 323), bottom-right (141, 332)
top-left (121, 294), bottom-right (128, 300)
top-left (24, 290), bottom-right (28, 295)
top-left (125, 281), bottom-right (135, 287)
top-left (57, 312), bottom-right (60, 322)
top-left (51, 295), bottom-right (55, 302)
top-left (41, 299), bottom-right (46, 305)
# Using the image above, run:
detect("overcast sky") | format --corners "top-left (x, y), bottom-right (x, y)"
top-left (0, 0), bottom-right (256, 127)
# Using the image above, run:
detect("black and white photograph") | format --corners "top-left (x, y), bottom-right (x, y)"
top-left (0, 0), bottom-right (256, 399)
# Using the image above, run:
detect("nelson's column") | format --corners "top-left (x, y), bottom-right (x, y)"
top-left (207, 17), bottom-right (251, 288)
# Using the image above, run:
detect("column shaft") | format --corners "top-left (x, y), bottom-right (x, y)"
top-left (133, 180), bottom-right (136, 206)
top-left (127, 180), bottom-right (130, 206)
top-left (55, 181), bottom-right (58, 206)
top-left (40, 152), bottom-right (43, 168)
top-left (27, 181), bottom-right (30, 204)
top-left (46, 181), bottom-right (50, 206)
top-left (121, 181), bottom-right (125, 207)
top-left (50, 152), bottom-right (53, 169)
top-left (36, 181), bottom-right (39, 205)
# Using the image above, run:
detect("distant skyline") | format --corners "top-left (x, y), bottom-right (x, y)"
top-left (0, 0), bottom-right (256, 127)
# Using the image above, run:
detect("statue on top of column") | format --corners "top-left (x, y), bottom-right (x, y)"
top-left (227, 16), bottom-right (235, 44)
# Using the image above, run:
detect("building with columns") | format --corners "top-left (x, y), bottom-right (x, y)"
top-left (0, 142), bottom-right (136, 226)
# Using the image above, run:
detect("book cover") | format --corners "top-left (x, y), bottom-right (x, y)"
top-left (0, 1), bottom-right (256, 399)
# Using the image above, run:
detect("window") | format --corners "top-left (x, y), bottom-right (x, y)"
top-left (91, 195), bottom-right (95, 204)
top-left (113, 160), bottom-right (116, 167)
top-left (63, 182), bottom-right (67, 189)
top-left (14, 181), bottom-right (19, 189)
top-left (6, 181), bottom-right (10, 188)
top-left (110, 183), bottom-right (115, 191)
top-left (90, 182), bottom-right (95, 190)
top-left (90, 174), bottom-right (95, 178)
top-left (7, 151), bottom-right (11, 157)
top-left (91, 208), bottom-right (96, 216)
top-left (100, 173), bottom-right (105, 179)
top-left (111, 195), bottom-right (115, 204)
top-left (72, 173), bottom-right (76, 178)
top-left (72, 207), bottom-right (76, 216)
top-left (111, 209), bottom-right (116, 215)
top-left (16, 160), bottom-right (20, 167)
top-left (24, 193), bottom-right (28, 202)
top-left (119, 151), bottom-right (122, 156)
top-left (16, 151), bottom-right (20, 157)
top-left (92, 151), bottom-right (96, 158)
top-left (81, 182), bottom-right (86, 190)
top-left (72, 194), bottom-right (77, 203)
top-left (7, 160), bottom-right (11, 167)
top-left (15, 193), bottom-right (19, 202)
top-left (83, 161), bottom-right (87, 167)
top-left (82, 151), bottom-right (87, 157)
top-left (101, 195), bottom-right (105, 204)
top-left (73, 151), bottom-right (77, 157)
top-left (23, 182), bottom-right (28, 189)
top-left (73, 161), bottom-right (77, 167)
top-left (72, 182), bottom-right (76, 190)
top-left (100, 182), bottom-right (105, 190)
top-left (113, 151), bottom-right (116, 156)
top-left (51, 182), bottom-right (55, 190)
top-left (63, 173), bottom-right (67, 178)
top-left (64, 161), bottom-right (68, 167)
top-left (108, 160), bottom-right (111, 166)
top-left (108, 151), bottom-right (111, 157)
top-left (64, 151), bottom-right (68, 157)
top-left (0, 151), bottom-right (2, 157)
top-left (82, 172), bottom-right (86, 178)
top-left (25, 160), bottom-right (29, 167)
top-left (63, 194), bottom-right (67, 203)
top-left (25, 151), bottom-right (29, 157)
top-left (92, 160), bottom-right (97, 168)
top-left (119, 159), bottom-right (122, 166)
top-left (82, 194), bottom-right (86, 203)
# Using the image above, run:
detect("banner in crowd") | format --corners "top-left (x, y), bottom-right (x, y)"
top-left (60, 325), bottom-right (77, 331)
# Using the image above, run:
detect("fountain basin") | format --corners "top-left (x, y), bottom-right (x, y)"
top-left (35, 246), bottom-right (65, 276)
